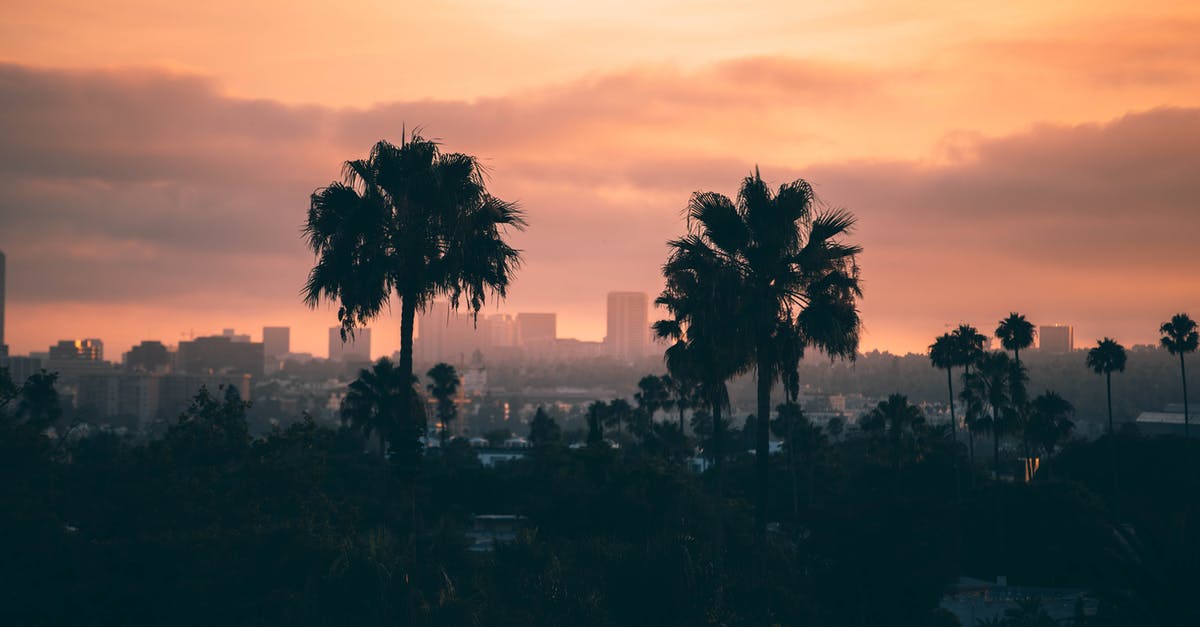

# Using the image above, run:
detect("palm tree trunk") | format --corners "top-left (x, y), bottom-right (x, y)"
top-left (754, 340), bottom-right (772, 540)
top-left (946, 367), bottom-right (962, 500)
top-left (1106, 372), bottom-right (1114, 436)
top-left (398, 293), bottom-right (418, 426)
top-left (1181, 353), bottom-right (1190, 439)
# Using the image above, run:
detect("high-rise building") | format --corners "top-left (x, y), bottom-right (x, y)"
top-left (177, 335), bottom-right (264, 379)
top-left (605, 291), bottom-right (649, 361)
top-left (416, 302), bottom-right (481, 364)
top-left (49, 338), bottom-right (105, 361)
top-left (0, 249), bottom-right (6, 357)
top-left (124, 340), bottom-right (171, 373)
top-left (329, 327), bottom-right (371, 363)
top-left (516, 313), bottom-right (556, 348)
top-left (262, 326), bottom-right (290, 359)
top-left (221, 328), bottom-right (251, 343)
top-left (1039, 325), bottom-right (1074, 353)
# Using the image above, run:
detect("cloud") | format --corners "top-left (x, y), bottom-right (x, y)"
top-left (0, 61), bottom-right (1197, 357)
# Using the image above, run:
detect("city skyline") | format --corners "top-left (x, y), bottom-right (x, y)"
top-left (2, 2), bottom-right (1199, 358)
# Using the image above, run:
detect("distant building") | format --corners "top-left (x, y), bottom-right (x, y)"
top-left (516, 313), bottom-right (556, 348)
top-left (262, 326), bottom-right (290, 359)
top-left (1135, 405), bottom-right (1199, 438)
top-left (221, 328), bottom-right (251, 343)
top-left (124, 340), bottom-right (171, 373)
top-left (416, 302), bottom-right (482, 365)
top-left (49, 339), bottom-right (105, 361)
top-left (177, 335), bottom-right (264, 379)
top-left (328, 327), bottom-right (371, 363)
top-left (1039, 325), bottom-right (1074, 353)
top-left (605, 291), bottom-right (648, 361)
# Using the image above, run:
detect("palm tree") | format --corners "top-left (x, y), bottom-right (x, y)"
top-left (1027, 391), bottom-right (1074, 460)
top-left (674, 171), bottom-right (862, 536)
top-left (342, 358), bottom-right (417, 458)
top-left (996, 313), bottom-right (1035, 406)
top-left (1086, 338), bottom-right (1127, 435)
top-left (860, 394), bottom-right (928, 470)
top-left (1159, 313), bottom-right (1198, 437)
top-left (951, 324), bottom-right (988, 466)
top-left (426, 362), bottom-right (460, 446)
top-left (929, 333), bottom-right (960, 447)
top-left (963, 351), bottom-right (1015, 477)
top-left (635, 374), bottom-right (672, 424)
top-left (304, 133), bottom-right (524, 443)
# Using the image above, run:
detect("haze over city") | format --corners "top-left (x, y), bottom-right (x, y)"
top-left (3, 1), bottom-right (1199, 358)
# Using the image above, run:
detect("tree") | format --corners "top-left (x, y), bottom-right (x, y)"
top-left (342, 358), bottom-right (424, 459)
top-left (929, 333), bottom-right (960, 450)
top-left (860, 394), bottom-right (928, 470)
top-left (303, 134), bottom-right (524, 451)
top-left (1026, 391), bottom-right (1074, 459)
top-left (586, 401), bottom-right (607, 447)
top-left (635, 375), bottom-right (672, 422)
top-left (771, 401), bottom-right (824, 515)
top-left (426, 363), bottom-right (460, 447)
top-left (606, 398), bottom-right (634, 436)
top-left (1159, 313), bottom-right (1198, 437)
top-left (14, 370), bottom-right (62, 430)
top-left (952, 324), bottom-right (988, 466)
top-left (670, 171), bottom-right (862, 536)
top-left (528, 406), bottom-right (561, 447)
top-left (1086, 338), bottom-right (1127, 436)
top-left (996, 313), bottom-right (1035, 407)
top-left (963, 351), bottom-right (1018, 477)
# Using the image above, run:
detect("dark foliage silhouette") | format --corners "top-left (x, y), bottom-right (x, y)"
top-left (1159, 313), bottom-right (1197, 436)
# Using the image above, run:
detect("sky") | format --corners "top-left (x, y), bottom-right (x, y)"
top-left (1, 1), bottom-right (1199, 359)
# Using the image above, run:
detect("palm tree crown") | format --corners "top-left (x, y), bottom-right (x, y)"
top-left (342, 358), bottom-right (422, 459)
top-left (426, 362), bottom-right (460, 445)
top-left (1086, 337), bottom-right (1127, 435)
top-left (304, 134), bottom-right (524, 443)
top-left (996, 313), bottom-right (1036, 362)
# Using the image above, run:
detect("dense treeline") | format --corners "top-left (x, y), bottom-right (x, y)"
top-left (2, 368), bottom-right (1198, 626)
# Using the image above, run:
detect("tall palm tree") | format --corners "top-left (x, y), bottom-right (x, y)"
top-left (342, 358), bottom-right (415, 458)
top-left (1159, 313), bottom-right (1198, 437)
top-left (674, 171), bottom-right (862, 536)
top-left (996, 312), bottom-right (1035, 406)
top-left (963, 351), bottom-right (1015, 477)
top-left (426, 362), bottom-right (460, 446)
top-left (951, 324), bottom-right (988, 466)
top-left (304, 134), bottom-right (524, 441)
top-left (1086, 338), bottom-right (1127, 435)
top-left (929, 333), bottom-right (960, 446)
top-left (1027, 391), bottom-right (1074, 460)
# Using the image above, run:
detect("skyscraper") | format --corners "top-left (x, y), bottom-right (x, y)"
top-left (0, 249), bottom-right (6, 357)
top-left (329, 327), bottom-right (371, 362)
top-left (605, 291), bottom-right (649, 361)
top-left (516, 313), bottom-right (556, 348)
top-left (262, 326), bottom-right (290, 359)
top-left (1039, 325), bottom-right (1074, 353)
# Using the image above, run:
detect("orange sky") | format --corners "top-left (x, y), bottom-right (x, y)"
top-left (1, 1), bottom-right (1199, 359)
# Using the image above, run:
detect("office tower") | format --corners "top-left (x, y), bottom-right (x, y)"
top-left (482, 313), bottom-right (516, 348)
top-left (1039, 325), bottom-right (1074, 354)
top-left (124, 340), bottom-right (171, 372)
top-left (329, 327), bottom-right (371, 362)
top-left (262, 326), bottom-right (290, 359)
top-left (605, 291), bottom-right (649, 361)
top-left (416, 302), bottom-right (481, 364)
top-left (177, 335), bottom-right (265, 379)
top-left (0, 249), bottom-right (6, 357)
top-left (221, 328), bottom-right (251, 343)
top-left (49, 338), bottom-right (105, 361)
top-left (516, 313), bottom-right (556, 347)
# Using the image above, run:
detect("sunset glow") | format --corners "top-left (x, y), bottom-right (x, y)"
top-left (2, 1), bottom-right (1199, 357)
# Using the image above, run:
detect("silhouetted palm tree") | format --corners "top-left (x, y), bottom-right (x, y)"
top-left (1027, 391), bottom-right (1074, 460)
top-left (951, 324), bottom-right (988, 466)
top-left (963, 351), bottom-right (1016, 477)
top-left (635, 374), bottom-right (672, 426)
top-left (1159, 313), bottom-right (1198, 437)
top-left (343, 358), bottom-right (415, 458)
top-left (996, 312), bottom-right (1035, 405)
top-left (304, 134), bottom-right (524, 441)
top-left (673, 171), bottom-right (862, 536)
top-left (15, 370), bottom-right (62, 430)
top-left (426, 362), bottom-right (460, 446)
top-left (860, 394), bottom-right (928, 470)
top-left (929, 333), bottom-right (960, 446)
top-left (1086, 338), bottom-right (1127, 435)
